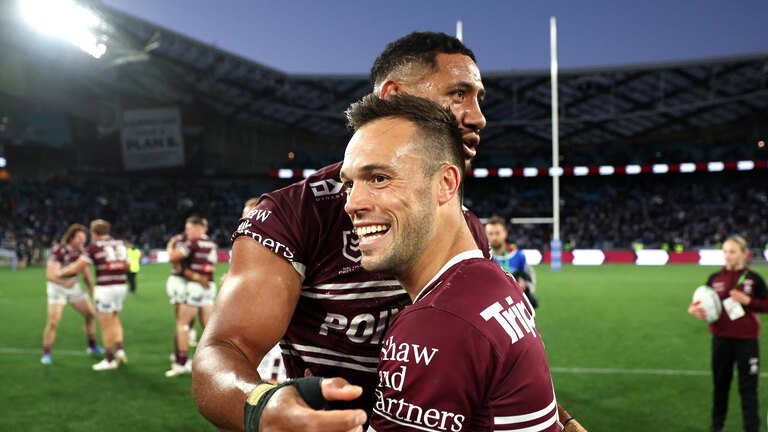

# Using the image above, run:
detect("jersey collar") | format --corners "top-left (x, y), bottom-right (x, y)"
top-left (413, 249), bottom-right (484, 304)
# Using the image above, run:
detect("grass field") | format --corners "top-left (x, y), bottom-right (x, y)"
top-left (2, 263), bottom-right (768, 431)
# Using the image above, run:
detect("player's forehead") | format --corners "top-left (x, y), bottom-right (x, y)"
top-left (425, 53), bottom-right (484, 92)
top-left (341, 118), bottom-right (420, 178)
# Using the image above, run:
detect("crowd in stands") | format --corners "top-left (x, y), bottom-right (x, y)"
top-left (1, 171), bottom-right (766, 265)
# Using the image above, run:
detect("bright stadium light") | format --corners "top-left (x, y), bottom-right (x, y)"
top-left (573, 166), bottom-right (588, 176)
top-left (652, 164), bottom-right (669, 174)
top-left (523, 167), bottom-right (538, 177)
top-left (302, 169), bottom-right (317, 178)
top-left (625, 165), bottom-right (641, 175)
top-left (0, 157), bottom-right (6, 168)
top-left (737, 160), bottom-right (755, 171)
top-left (679, 163), bottom-right (696, 173)
top-left (707, 161), bottom-right (725, 172)
top-left (278, 169), bottom-right (293, 179)
top-left (548, 167), bottom-right (563, 177)
top-left (598, 165), bottom-right (614, 176)
top-left (19, 0), bottom-right (108, 59)
top-left (497, 168), bottom-right (513, 177)
top-left (473, 168), bottom-right (489, 178)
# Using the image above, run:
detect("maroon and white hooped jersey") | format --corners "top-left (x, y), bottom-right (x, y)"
top-left (232, 161), bottom-right (489, 413)
top-left (178, 236), bottom-right (218, 282)
top-left (83, 238), bottom-right (128, 286)
top-left (169, 233), bottom-right (186, 276)
top-left (370, 250), bottom-right (560, 432)
top-left (49, 243), bottom-right (82, 282)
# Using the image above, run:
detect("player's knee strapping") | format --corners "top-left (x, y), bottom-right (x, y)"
top-left (244, 377), bottom-right (326, 431)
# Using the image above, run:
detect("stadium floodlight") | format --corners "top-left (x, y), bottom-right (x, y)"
top-left (737, 160), bottom-right (755, 171)
top-left (598, 165), bottom-right (614, 176)
top-left (707, 161), bottom-right (725, 172)
top-left (473, 168), bottom-right (489, 178)
top-left (652, 164), bottom-right (669, 174)
top-left (548, 167), bottom-right (563, 177)
top-left (0, 157), bottom-right (6, 168)
top-left (278, 169), bottom-right (293, 179)
top-left (679, 163), bottom-right (696, 173)
top-left (625, 165), bottom-right (641, 175)
top-left (302, 169), bottom-right (317, 178)
top-left (497, 168), bottom-right (513, 178)
top-left (573, 166), bottom-right (589, 176)
top-left (523, 167), bottom-right (539, 177)
top-left (19, 0), bottom-right (108, 59)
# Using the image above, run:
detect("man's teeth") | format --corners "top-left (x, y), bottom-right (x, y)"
top-left (356, 225), bottom-right (389, 236)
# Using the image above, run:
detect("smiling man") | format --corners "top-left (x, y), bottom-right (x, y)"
top-left (341, 93), bottom-right (561, 431)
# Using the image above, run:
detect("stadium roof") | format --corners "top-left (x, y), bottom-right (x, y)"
top-left (3, 1), bottom-right (767, 152)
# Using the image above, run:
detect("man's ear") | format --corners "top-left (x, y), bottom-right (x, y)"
top-left (436, 164), bottom-right (461, 206)
top-left (379, 80), bottom-right (402, 98)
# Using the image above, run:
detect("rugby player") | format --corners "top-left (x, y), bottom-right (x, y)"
top-left (166, 216), bottom-right (218, 377)
top-left (193, 32), bottom-right (585, 432)
top-left (41, 223), bottom-right (102, 365)
top-left (343, 93), bottom-right (561, 431)
top-left (60, 219), bottom-right (129, 371)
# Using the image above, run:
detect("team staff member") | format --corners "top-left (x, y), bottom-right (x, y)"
top-left (126, 241), bottom-right (141, 294)
top-left (342, 94), bottom-right (561, 431)
top-left (485, 216), bottom-right (538, 308)
top-left (41, 223), bottom-right (102, 365)
top-left (60, 219), bottom-right (129, 371)
top-left (688, 235), bottom-right (768, 432)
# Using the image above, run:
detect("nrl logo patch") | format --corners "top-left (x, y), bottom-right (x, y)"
top-left (342, 230), bottom-right (361, 263)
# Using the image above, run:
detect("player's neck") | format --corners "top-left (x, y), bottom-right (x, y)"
top-left (726, 263), bottom-right (746, 271)
top-left (398, 217), bottom-right (478, 302)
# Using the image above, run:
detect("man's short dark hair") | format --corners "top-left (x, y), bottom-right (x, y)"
top-left (486, 216), bottom-right (508, 230)
top-left (370, 32), bottom-right (477, 90)
top-left (346, 93), bottom-right (465, 185)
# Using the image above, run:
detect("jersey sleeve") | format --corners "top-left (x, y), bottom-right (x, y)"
top-left (370, 308), bottom-right (494, 432)
top-left (231, 191), bottom-right (307, 280)
top-left (81, 245), bottom-right (95, 263)
top-left (746, 272), bottom-right (768, 312)
top-left (48, 245), bottom-right (63, 264)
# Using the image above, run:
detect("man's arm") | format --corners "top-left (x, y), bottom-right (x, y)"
top-left (59, 256), bottom-right (90, 278)
top-left (46, 261), bottom-right (75, 287)
top-left (192, 237), bottom-right (366, 432)
top-left (80, 267), bottom-right (94, 296)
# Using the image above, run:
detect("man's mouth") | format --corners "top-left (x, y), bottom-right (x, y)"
top-left (355, 224), bottom-right (391, 243)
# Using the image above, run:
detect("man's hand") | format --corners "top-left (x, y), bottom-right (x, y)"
top-left (729, 289), bottom-right (751, 306)
top-left (687, 302), bottom-right (706, 321)
top-left (563, 418), bottom-right (587, 432)
top-left (259, 378), bottom-right (366, 432)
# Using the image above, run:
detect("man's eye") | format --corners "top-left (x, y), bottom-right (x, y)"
top-left (373, 175), bottom-right (387, 183)
top-left (343, 181), bottom-right (354, 189)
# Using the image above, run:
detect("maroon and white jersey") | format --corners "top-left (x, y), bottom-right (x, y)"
top-left (233, 161), bottom-right (489, 413)
top-left (370, 250), bottom-right (560, 432)
top-left (178, 235), bottom-right (218, 282)
top-left (83, 238), bottom-right (128, 286)
top-left (707, 268), bottom-right (768, 339)
top-left (48, 243), bottom-right (83, 282)
top-left (170, 233), bottom-right (187, 276)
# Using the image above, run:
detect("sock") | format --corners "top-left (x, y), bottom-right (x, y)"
top-left (176, 351), bottom-right (188, 366)
top-left (87, 335), bottom-right (97, 349)
top-left (43, 345), bottom-right (51, 355)
top-left (105, 349), bottom-right (114, 362)
top-left (115, 341), bottom-right (123, 351)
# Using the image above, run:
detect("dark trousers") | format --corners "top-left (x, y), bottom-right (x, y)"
top-left (711, 337), bottom-right (759, 432)
top-left (127, 272), bottom-right (137, 293)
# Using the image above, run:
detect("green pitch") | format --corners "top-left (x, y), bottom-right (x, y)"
top-left (1, 263), bottom-right (767, 431)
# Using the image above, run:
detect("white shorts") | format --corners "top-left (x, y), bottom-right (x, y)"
top-left (94, 284), bottom-right (127, 313)
top-left (166, 275), bottom-right (187, 305)
top-left (184, 281), bottom-right (217, 308)
top-left (46, 281), bottom-right (87, 305)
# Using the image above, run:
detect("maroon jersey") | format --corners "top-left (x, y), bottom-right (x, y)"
top-left (49, 243), bottom-right (83, 282)
top-left (83, 238), bottom-right (128, 286)
top-left (232, 161), bottom-right (488, 413)
top-left (170, 234), bottom-right (187, 276)
top-left (179, 236), bottom-right (218, 282)
top-left (370, 250), bottom-right (560, 432)
top-left (707, 268), bottom-right (768, 339)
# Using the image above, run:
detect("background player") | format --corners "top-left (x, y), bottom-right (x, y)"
top-left (165, 215), bottom-right (217, 377)
top-left (486, 216), bottom-right (539, 308)
top-left (688, 235), bottom-right (768, 432)
top-left (342, 93), bottom-right (561, 431)
top-left (41, 223), bottom-right (102, 365)
top-left (60, 219), bottom-right (129, 371)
